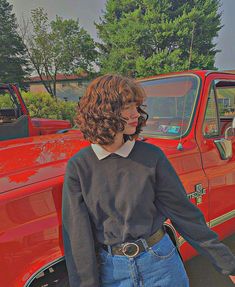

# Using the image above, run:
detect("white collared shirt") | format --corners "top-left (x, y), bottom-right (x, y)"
top-left (91, 140), bottom-right (135, 160)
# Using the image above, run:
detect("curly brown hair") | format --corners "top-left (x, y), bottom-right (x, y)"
top-left (75, 74), bottom-right (148, 145)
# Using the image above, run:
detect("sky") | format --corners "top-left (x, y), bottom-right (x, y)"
top-left (8, 0), bottom-right (235, 71)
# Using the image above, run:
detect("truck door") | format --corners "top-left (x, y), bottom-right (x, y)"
top-left (196, 74), bottom-right (235, 239)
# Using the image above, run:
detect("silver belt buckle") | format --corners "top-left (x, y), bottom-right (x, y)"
top-left (122, 242), bottom-right (140, 258)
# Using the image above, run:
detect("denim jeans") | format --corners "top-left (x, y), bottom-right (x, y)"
top-left (99, 233), bottom-right (189, 287)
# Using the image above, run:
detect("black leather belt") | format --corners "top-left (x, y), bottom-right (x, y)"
top-left (102, 227), bottom-right (165, 258)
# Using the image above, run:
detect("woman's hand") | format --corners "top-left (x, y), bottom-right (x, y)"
top-left (229, 275), bottom-right (235, 284)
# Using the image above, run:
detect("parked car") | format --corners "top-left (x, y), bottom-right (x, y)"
top-left (0, 70), bottom-right (234, 287)
top-left (0, 84), bottom-right (71, 141)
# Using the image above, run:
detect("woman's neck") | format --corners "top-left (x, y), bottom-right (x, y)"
top-left (101, 133), bottom-right (124, 153)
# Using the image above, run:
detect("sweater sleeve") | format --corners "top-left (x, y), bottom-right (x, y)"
top-left (154, 149), bottom-right (235, 276)
top-left (62, 159), bottom-right (100, 287)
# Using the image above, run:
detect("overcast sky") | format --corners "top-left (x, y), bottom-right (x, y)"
top-left (8, 0), bottom-right (235, 71)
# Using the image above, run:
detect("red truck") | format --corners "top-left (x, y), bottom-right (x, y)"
top-left (0, 70), bottom-right (235, 287)
top-left (0, 84), bottom-right (71, 141)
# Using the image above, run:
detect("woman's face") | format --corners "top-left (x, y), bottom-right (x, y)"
top-left (120, 102), bottom-right (140, 135)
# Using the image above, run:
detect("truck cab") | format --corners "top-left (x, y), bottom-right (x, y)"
top-left (140, 70), bottom-right (235, 258)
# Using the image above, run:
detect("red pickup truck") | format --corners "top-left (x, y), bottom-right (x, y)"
top-left (0, 70), bottom-right (234, 287)
top-left (0, 84), bottom-right (71, 141)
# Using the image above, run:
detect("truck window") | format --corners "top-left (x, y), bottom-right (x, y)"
top-left (140, 75), bottom-right (200, 138)
top-left (0, 87), bottom-right (28, 141)
top-left (0, 88), bottom-right (22, 123)
top-left (203, 85), bottom-right (220, 138)
top-left (216, 81), bottom-right (235, 117)
top-left (215, 80), bottom-right (235, 136)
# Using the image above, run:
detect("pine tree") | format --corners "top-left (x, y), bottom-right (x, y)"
top-left (96, 0), bottom-right (222, 77)
top-left (0, 0), bottom-right (30, 84)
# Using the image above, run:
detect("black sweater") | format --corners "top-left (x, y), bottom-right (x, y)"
top-left (62, 140), bottom-right (235, 287)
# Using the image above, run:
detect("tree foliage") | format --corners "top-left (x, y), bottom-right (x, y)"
top-left (23, 8), bottom-right (97, 97)
top-left (0, 0), bottom-right (30, 85)
top-left (96, 0), bottom-right (222, 77)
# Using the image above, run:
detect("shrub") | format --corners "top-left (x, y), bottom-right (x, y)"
top-left (21, 92), bottom-right (77, 125)
top-left (0, 91), bottom-right (77, 125)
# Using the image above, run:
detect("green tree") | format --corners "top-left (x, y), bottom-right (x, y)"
top-left (0, 0), bottom-right (30, 84)
top-left (96, 0), bottom-right (222, 77)
top-left (23, 8), bottom-right (97, 97)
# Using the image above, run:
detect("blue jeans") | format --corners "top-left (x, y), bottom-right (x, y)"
top-left (99, 233), bottom-right (189, 287)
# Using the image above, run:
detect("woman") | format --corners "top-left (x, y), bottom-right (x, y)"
top-left (62, 74), bottom-right (235, 287)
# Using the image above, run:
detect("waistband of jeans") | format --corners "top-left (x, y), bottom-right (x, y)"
top-left (102, 226), bottom-right (165, 257)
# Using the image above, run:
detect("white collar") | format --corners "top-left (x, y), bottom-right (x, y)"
top-left (91, 140), bottom-right (135, 160)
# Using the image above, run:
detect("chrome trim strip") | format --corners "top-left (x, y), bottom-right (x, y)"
top-left (24, 256), bottom-right (65, 287)
top-left (209, 209), bottom-right (235, 228)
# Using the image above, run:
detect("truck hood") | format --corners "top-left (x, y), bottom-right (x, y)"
top-left (0, 132), bottom-right (87, 193)
top-left (0, 133), bottom-right (192, 193)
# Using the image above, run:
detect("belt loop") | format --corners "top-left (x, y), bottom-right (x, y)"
top-left (139, 238), bottom-right (149, 251)
top-left (107, 245), bottom-right (113, 256)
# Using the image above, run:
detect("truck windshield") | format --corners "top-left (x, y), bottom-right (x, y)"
top-left (140, 75), bottom-right (200, 138)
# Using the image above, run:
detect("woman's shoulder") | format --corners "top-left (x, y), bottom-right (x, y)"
top-left (67, 146), bottom-right (94, 166)
top-left (135, 140), bottom-right (164, 156)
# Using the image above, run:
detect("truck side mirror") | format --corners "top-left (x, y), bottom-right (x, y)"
top-left (225, 117), bottom-right (235, 139)
top-left (214, 117), bottom-right (235, 160)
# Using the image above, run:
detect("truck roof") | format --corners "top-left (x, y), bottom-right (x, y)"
top-left (137, 69), bottom-right (235, 82)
